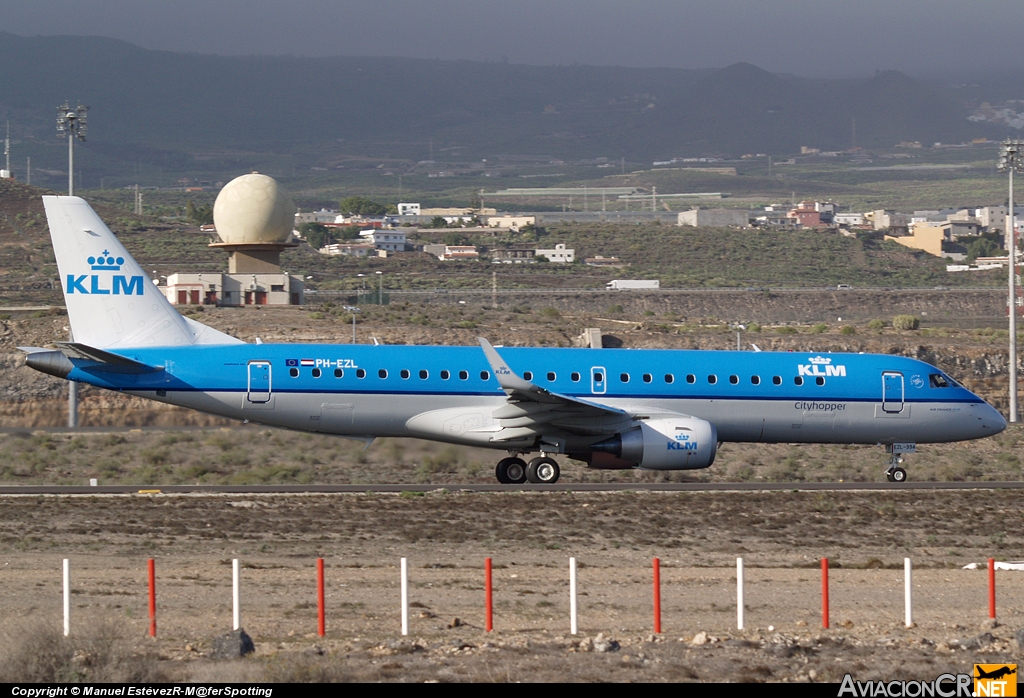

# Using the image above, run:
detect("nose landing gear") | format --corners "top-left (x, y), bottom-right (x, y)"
top-left (886, 454), bottom-right (907, 483)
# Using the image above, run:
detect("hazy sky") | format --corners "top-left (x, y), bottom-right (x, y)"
top-left (3, 0), bottom-right (1023, 79)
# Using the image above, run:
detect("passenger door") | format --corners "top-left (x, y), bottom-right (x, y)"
top-left (247, 361), bottom-right (272, 404)
top-left (882, 371), bottom-right (904, 414)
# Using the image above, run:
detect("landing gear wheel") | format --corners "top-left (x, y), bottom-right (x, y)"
top-left (885, 452), bottom-right (906, 483)
top-left (495, 457), bottom-right (528, 484)
top-left (526, 457), bottom-right (560, 484)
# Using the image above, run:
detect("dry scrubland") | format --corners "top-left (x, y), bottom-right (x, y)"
top-left (0, 490), bottom-right (1023, 682)
top-left (2, 426), bottom-right (1024, 487)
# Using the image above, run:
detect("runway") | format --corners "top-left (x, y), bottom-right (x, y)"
top-left (2, 481), bottom-right (1023, 494)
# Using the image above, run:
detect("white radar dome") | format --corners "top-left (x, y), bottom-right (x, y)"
top-left (213, 173), bottom-right (296, 245)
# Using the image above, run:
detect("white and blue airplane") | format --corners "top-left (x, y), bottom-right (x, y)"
top-left (22, 196), bottom-right (1007, 484)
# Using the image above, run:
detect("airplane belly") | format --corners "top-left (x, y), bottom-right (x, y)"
top-left (351, 394), bottom-right (507, 439)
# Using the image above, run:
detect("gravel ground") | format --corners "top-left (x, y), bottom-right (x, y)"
top-left (0, 489), bottom-right (1022, 682)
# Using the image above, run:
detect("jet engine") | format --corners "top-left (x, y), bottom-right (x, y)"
top-left (584, 416), bottom-right (718, 470)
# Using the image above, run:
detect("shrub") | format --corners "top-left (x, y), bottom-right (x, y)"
top-left (776, 326), bottom-right (798, 335)
top-left (0, 616), bottom-right (167, 683)
top-left (867, 319), bottom-right (886, 330)
top-left (840, 325), bottom-right (857, 335)
top-left (810, 323), bottom-right (828, 334)
top-left (747, 323), bottom-right (761, 333)
top-left (892, 315), bottom-right (920, 331)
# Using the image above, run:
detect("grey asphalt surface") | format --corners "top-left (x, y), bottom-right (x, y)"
top-left (1, 481), bottom-right (1022, 495)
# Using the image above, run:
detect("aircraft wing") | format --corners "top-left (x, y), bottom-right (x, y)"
top-left (478, 337), bottom-right (630, 442)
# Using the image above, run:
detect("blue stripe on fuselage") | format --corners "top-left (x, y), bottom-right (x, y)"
top-left (66, 344), bottom-right (983, 406)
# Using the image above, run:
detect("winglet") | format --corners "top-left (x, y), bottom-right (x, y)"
top-left (478, 337), bottom-right (539, 393)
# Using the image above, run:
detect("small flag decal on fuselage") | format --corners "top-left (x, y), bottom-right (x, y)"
top-left (286, 359), bottom-right (298, 367)
top-left (300, 359), bottom-right (315, 366)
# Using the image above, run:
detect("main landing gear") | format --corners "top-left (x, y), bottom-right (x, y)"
top-left (886, 454), bottom-right (907, 483)
top-left (495, 455), bottom-right (560, 484)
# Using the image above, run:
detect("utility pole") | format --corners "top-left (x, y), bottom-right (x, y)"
top-left (999, 139), bottom-right (1024, 422)
top-left (26, 157), bottom-right (30, 185)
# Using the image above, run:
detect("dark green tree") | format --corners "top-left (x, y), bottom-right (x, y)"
top-left (965, 235), bottom-right (1000, 261)
top-left (339, 196), bottom-right (387, 216)
top-left (299, 222), bottom-right (333, 249)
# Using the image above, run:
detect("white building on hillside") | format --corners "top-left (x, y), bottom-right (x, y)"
top-left (360, 229), bottom-right (407, 252)
top-left (162, 272), bottom-right (303, 306)
top-left (535, 243), bottom-right (575, 263)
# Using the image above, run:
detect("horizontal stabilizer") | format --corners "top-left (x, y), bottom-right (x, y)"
top-left (54, 342), bottom-right (163, 373)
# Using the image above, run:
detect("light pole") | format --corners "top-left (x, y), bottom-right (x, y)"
top-left (998, 138), bottom-right (1024, 422)
top-left (376, 270), bottom-right (383, 303)
top-left (344, 306), bottom-right (361, 343)
top-left (57, 102), bottom-right (88, 429)
top-left (56, 102), bottom-right (88, 196)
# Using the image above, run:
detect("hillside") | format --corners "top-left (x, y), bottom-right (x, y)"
top-left (0, 179), bottom-right (1002, 304)
top-left (0, 33), bottom-right (1006, 188)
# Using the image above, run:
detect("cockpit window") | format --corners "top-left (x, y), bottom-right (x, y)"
top-left (929, 374), bottom-right (950, 388)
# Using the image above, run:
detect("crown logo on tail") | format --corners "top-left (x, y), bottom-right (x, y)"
top-left (88, 250), bottom-right (124, 271)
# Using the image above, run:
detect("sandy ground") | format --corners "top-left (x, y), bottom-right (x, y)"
top-left (0, 489), bottom-right (1022, 682)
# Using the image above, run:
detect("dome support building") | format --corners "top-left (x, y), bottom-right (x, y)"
top-left (162, 174), bottom-right (304, 307)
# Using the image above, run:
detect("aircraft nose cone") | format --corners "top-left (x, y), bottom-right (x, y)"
top-left (994, 408), bottom-right (1007, 433)
top-left (984, 404), bottom-right (1007, 434)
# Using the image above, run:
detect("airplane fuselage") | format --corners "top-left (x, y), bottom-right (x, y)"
top-left (64, 343), bottom-right (1003, 449)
